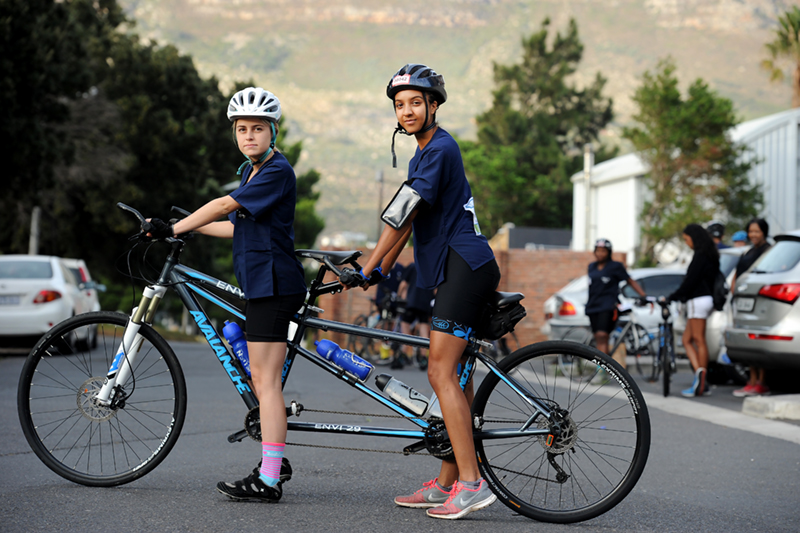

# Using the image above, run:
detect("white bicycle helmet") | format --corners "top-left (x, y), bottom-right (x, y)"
top-left (227, 87), bottom-right (281, 122)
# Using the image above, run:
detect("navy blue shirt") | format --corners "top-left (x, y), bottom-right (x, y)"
top-left (228, 152), bottom-right (306, 299)
top-left (585, 261), bottom-right (629, 314)
top-left (407, 128), bottom-right (495, 289)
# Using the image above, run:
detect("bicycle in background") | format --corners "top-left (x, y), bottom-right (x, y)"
top-left (559, 303), bottom-right (656, 381)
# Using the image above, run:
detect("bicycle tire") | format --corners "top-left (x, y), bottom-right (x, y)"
top-left (558, 327), bottom-right (596, 381)
top-left (472, 341), bottom-right (651, 523)
top-left (661, 326), bottom-right (672, 397)
top-left (17, 311), bottom-right (187, 487)
top-left (622, 323), bottom-right (654, 378)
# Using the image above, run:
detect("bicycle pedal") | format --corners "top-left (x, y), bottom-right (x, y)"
top-left (227, 429), bottom-right (249, 443)
top-left (403, 440), bottom-right (427, 455)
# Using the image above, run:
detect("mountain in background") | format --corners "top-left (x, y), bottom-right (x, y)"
top-left (120, 0), bottom-right (794, 240)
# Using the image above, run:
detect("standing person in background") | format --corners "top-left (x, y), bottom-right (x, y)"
top-left (397, 262), bottom-right (434, 370)
top-left (668, 224), bottom-right (720, 397)
top-left (732, 219), bottom-right (772, 397)
top-left (585, 239), bottom-right (647, 359)
top-left (707, 221), bottom-right (730, 249)
top-left (731, 231), bottom-right (748, 247)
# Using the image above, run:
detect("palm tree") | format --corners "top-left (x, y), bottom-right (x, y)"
top-left (762, 6), bottom-right (800, 108)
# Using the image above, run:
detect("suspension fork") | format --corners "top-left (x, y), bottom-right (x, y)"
top-left (95, 285), bottom-right (168, 405)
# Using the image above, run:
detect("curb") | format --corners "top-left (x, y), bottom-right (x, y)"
top-left (742, 394), bottom-right (800, 420)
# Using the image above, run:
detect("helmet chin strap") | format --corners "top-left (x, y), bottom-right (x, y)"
top-left (237, 122), bottom-right (277, 176)
top-left (391, 95), bottom-right (437, 168)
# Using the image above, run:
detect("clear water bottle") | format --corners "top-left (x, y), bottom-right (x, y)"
top-left (222, 320), bottom-right (250, 377)
top-left (374, 374), bottom-right (440, 417)
top-left (315, 339), bottom-right (373, 381)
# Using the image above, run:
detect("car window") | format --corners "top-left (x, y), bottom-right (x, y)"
top-left (559, 275), bottom-right (589, 294)
top-left (752, 240), bottom-right (800, 274)
top-left (719, 253), bottom-right (740, 277)
top-left (0, 261), bottom-right (53, 279)
top-left (60, 264), bottom-right (78, 285)
top-left (67, 267), bottom-right (86, 283)
top-left (625, 275), bottom-right (684, 298)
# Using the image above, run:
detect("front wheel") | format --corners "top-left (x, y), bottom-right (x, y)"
top-left (661, 327), bottom-right (673, 397)
top-left (558, 327), bottom-right (596, 381)
top-left (473, 341), bottom-right (651, 523)
top-left (17, 311), bottom-right (187, 487)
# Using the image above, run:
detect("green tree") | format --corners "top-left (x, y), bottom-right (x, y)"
top-left (623, 59), bottom-right (762, 265)
top-left (761, 6), bottom-right (800, 108)
top-left (459, 18), bottom-right (615, 236)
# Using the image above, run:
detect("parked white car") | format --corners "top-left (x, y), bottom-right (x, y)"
top-left (543, 268), bottom-right (685, 341)
top-left (0, 255), bottom-right (101, 348)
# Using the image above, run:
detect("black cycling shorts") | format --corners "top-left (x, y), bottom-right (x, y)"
top-left (402, 307), bottom-right (431, 325)
top-left (245, 292), bottom-right (305, 343)
top-left (431, 248), bottom-right (501, 339)
top-left (588, 309), bottom-right (618, 334)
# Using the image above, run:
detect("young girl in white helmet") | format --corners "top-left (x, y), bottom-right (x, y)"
top-left (344, 64), bottom-right (500, 520)
top-left (147, 87), bottom-right (305, 502)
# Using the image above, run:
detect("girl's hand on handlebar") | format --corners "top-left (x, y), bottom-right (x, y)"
top-left (144, 218), bottom-right (174, 239)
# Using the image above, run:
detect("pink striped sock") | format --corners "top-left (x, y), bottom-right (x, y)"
top-left (259, 442), bottom-right (285, 487)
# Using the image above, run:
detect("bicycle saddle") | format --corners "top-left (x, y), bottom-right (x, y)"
top-left (295, 249), bottom-right (363, 265)
top-left (489, 291), bottom-right (525, 307)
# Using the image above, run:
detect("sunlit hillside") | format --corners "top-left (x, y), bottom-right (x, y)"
top-left (120, 0), bottom-right (795, 240)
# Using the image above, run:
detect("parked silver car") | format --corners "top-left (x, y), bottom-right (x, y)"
top-left (726, 230), bottom-right (800, 370)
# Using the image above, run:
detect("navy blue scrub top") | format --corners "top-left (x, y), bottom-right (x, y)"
top-left (228, 152), bottom-right (306, 299)
top-left (585, 260), bottom-right (628, 315)
top-left (406, 128), bottom-right (495, 290)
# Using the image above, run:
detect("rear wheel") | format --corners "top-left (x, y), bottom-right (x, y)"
top-left (622, 323), bottom-right (654, 378)
top-left (473, 341), bottom-right (651, 523)
top-left (17, 312), bottom-right (187, 486)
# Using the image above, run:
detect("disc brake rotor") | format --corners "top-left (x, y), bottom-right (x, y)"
top-left (77, 377), bottom-right (116, 422)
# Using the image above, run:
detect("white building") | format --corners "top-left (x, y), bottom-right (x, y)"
top-left (571, 107), bottom-right (800, 264)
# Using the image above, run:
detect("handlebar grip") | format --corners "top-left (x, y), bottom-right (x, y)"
top-left (141, 221), bottom-right (154, 233)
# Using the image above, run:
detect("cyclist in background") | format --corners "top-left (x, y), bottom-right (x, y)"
top-left (346, 64), bottom-right (500, 519)
top-left (397, 262), bottom-right (434, 370)
top-left (147, 87), bottom-right (304, 502)
top-left (585, 239), bottom-right (647, 358)
top-left (707, 221), bottom-right (731, 249)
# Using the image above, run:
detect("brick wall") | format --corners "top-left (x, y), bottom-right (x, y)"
top-left (315, 248), bottom-right (623, 347)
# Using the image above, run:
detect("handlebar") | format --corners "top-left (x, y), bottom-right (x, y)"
top-left (117, 202), bottom-right (192, 243)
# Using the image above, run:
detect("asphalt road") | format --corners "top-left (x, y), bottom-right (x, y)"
top-left (2, 341), bottom-right (799, 532)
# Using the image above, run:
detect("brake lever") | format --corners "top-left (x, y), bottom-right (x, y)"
top-left (171, 206), bottom-right (192, 218)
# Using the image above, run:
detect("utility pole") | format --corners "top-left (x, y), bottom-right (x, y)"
top-left (375, 169), bottom-right (384, 241)
top-left (583, 144), bottom-right (594, 251)
top-left (28, 206), bottom-right (41, 255)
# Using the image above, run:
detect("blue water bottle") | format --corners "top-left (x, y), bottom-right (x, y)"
top-left (222, 321), bottom-right (251, 377)
top-left (314, 339), bottom-right (373, 381)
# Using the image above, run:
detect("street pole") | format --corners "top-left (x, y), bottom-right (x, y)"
top-left (28, 206), bottom-right (41, 255)
top-left (376, 169), bottom-right (384, 241)
top-left (583, 144), bottom-right (594, 251)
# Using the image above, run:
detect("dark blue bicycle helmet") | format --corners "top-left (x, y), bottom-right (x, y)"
top-left (387, 64), bottom-right (447, 167)
top-left (386, 63), bottom-right (447, 104)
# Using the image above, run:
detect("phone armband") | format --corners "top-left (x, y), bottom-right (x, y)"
top-left (381, 183), bottom-right (422, 230)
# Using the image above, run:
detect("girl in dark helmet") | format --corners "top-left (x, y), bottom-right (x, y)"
top-left (585, 239), bottom-right (646, 359)
top-left (146, 87), bottom-right (305, 502)
top-left (344, 64), bottom-right (499, 519)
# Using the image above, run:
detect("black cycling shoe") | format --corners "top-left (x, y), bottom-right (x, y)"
top-left (216, 470), bottom-right (283, 503)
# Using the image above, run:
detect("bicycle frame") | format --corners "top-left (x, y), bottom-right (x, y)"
top-left (102, 239), bottom-right (558, 448)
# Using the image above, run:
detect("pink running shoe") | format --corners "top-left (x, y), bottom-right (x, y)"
top-left (426, 479), bottom-right (497, 520)
top-left (394, 478), bottom-right (451, 508)
top-left (733, 384), bottom-right (757, 397)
